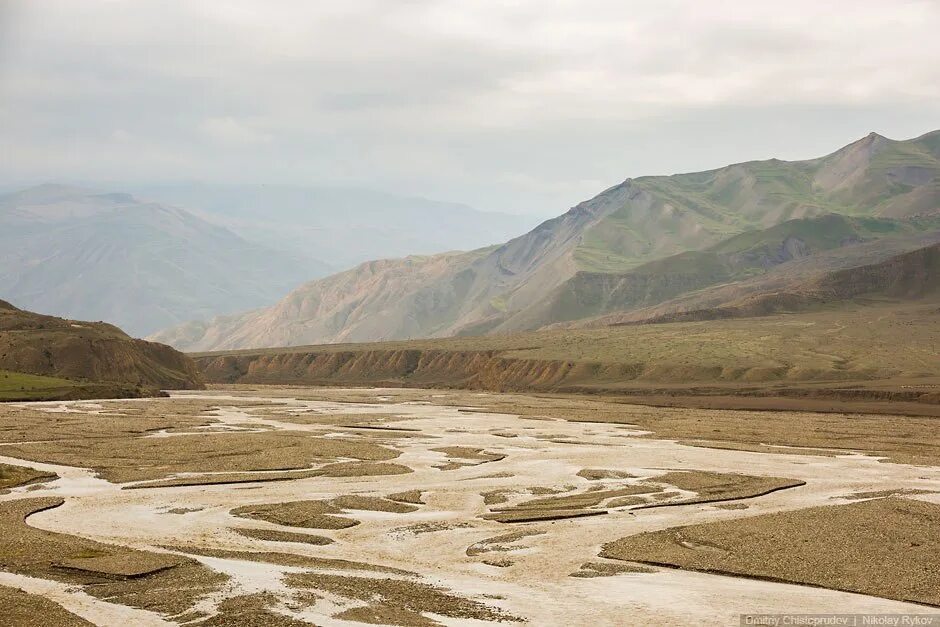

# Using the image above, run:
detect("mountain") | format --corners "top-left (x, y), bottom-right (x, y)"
top-left (0, 299), bottom-right (201, 400)
top-left (0, 184), bottom-right (332, 336)
top-left (127, 183), bottom-right (540, 268)
top-left (154, 130), bottom-right (940, 351)
top-left (575, 240), bottom-right (940, 327)
top-left (520, 212), bottom-right (940, 331)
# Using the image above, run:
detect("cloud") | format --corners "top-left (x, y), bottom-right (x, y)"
top-left (199, 117), bottom-right (272, 145)
top-left (0, 0), bottom-right (938, 214)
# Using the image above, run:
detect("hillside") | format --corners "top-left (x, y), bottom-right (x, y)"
top-left (156, 130), bottom-right (940, 351)
top-left (500, 213), bottom-right (940, 331)
top-left (594, 241), bottom-right (940, 326)
top-left (0, 184), bottom-right (331, 336)
top-left (0, 299), bottom-right (202, 400)
top-left (130, 182), bottom-right (539, 268)
top-left (193, 299), bottom-right (940, 417)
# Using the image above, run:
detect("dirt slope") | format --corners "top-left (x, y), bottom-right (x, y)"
top-left (0, 300), bottom-right (203, 397)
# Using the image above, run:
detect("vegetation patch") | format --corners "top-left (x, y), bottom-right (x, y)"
top-left (445, 392), bottom-right (940, 467)
top-left (492, 484), bottom-right (661, 514)
top-left (637, 471), bottom-right (805, 509)
top-left (168, 547), bottom-right (405, 574)
top-left (330, 495), bottom-right (419, 514)
top-left (835, 488), bottom-right (936, 501)
top-left (127, 463), bottom-right (411, 490)
top-left (0, 584), bottom-right (93, 626)
top-left (432, 446), bottom-right (506, 471)
top-left (315, 461), bottom-right (412, 477)
top-left (577, 468), bottom-right (638, 481)
top-left (0, 498), bottom-right (226, 617)
top-left (0, 463), bottom-right (57, 490)
top-left (466, 529), bottom-right (545, 557)
top-left (601, 497), bottom-right (940, 606)
top-left (0, 430), bottom-right (400, 483)
top-left (0, 370), bottom-right (84, 402)
top-left (389, 521), bottom-right (473, 537)
top-left (286, 573), bottom-right (520, 625)
top-left (232, 500), bottom-right (360, 530)
top-left (387, 490), bottom-right (425, 505)
top-left (197, 593), bottom-right (310, 627)
top-left (482, 509), bottom-right (607, 524)
top-left (233, 528), bottom-right (334, 546)
top-left (569, 561), bottom-right (655, 578)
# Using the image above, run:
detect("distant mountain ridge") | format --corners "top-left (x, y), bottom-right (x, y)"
top-left (0, 184), bottom-right (332, 336)
top-left (153, 129), bottom-right (940, 351)
top-left (127, 183), bottom-right (540, 268)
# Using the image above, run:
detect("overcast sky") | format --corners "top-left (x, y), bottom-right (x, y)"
top-left (1, 0), bottom-right (938, 215)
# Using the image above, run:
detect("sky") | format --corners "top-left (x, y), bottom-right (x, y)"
top-left (1, 0), bottom-right (938, 216)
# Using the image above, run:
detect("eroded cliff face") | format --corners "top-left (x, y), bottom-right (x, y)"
top-left (196, 348), bottom-right (653, 391)
top-left (193, 345), bottom-right (875, 392)
top-left (0, 336), bottom-right (205, 390)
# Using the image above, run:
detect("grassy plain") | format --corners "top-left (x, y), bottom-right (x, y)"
top-left (0, 370), bottom-right (83, 401)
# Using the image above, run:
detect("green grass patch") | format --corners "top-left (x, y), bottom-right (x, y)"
top-left (489, 296), bottom-right (509, 313)
top-left (0, 370), bottom-right (79, 401)
top-left (0, 464), bottom-right (56, 490)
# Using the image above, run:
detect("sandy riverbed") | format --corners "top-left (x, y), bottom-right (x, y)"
top-left (0, 387), bottom-right (937, 625)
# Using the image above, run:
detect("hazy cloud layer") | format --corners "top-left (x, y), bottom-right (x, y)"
top-left (1, 0), bottom-right (938, 214)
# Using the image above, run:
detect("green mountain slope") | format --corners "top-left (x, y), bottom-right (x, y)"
top-left (509, 213), bottom-right (940, 330)
top-left (619, 241), bottom-right (940, 325)
top-left (154, 130), bottom-right (940, 351)
top-left (573, 130), bottom-right (940, 273)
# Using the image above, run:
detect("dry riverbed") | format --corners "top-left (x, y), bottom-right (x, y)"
top-left (0, 386), bottom-right (938, 625)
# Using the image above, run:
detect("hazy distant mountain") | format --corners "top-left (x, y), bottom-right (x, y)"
top-left (127, 183), bottom-right (540, 268)
top-left (154, 130), bottom-right (940, 351)
top-left (0, 184), bottom-right (331, 336)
